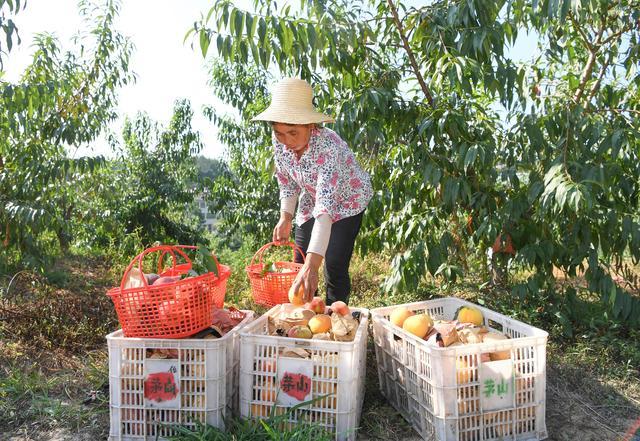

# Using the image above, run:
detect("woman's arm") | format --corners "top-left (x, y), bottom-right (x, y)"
top-left (295, 214), bottom-right (332, 301)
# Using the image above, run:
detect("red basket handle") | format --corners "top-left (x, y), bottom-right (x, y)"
top-left (250, 241), bottom-right (306, 267)
top-left (158, 245), bottom-right (223, 278)
top-left (120, 244), bottom-right (220, 291)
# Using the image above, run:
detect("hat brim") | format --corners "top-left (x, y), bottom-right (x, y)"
top-left (252, 108), bottom-right (335, 124)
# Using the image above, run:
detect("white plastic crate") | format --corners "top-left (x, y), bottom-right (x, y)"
top-left (238, 305), bottom-right (369, 440)
top-left (371, 297), bottom-right (548, 441)
top-left (107, 311), bottom-right (253, 440)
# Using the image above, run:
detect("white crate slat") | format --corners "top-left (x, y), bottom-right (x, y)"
top-left (371, 297), bottom-right (548, 441)
top-left (107, 311), bottom-right (253, 441)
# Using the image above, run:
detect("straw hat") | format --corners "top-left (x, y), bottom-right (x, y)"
top-left (252, 78), bottom-right (335, 124)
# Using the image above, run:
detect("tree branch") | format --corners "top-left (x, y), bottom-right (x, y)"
top-left (600, 22), bottom-right (636, 46)
top-left (568, 12), bottom-right (593, 51)
top-left (573, 17), bottom-right (607, 104)
top-left (586, 50), bottom-right (613, 103)
top-left (386, 0), bottom-right (434, 107)
top-left (574, 50), bottom-right (598, 103)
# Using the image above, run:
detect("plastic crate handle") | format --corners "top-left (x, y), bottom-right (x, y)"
top-left (250, 241), bottom-right (306, 267)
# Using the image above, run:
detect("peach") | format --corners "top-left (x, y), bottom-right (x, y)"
top-left (456, 306), bottom-right (483, 326)
top-left (330, 301), bottom-right (350, 316)
top-left (390, 306), bottom-right (414, 328)
top-left (256, 359), bottom-right (276, 373)
top-left (152, 276), bottom-right (181, 286)
top-left (287, 325), bottom-right (313, 339)
top-left (260, 379), bottom-right (277, 403)
top-left (308, 314), bottom-right (332, 334)
top-left (402, 313), bottom-right (433, 339)
top-left (305, 296), bottom-right (326, 314)
top-left (288, 284), bottom-right (305, 305)
top-left (251, 403), bottom-right (270, 418)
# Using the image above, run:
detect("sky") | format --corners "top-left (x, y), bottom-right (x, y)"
top-left (3, 0), bottom-right (539, 159)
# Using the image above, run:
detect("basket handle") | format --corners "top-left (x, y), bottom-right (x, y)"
top-left (250, 241), bottom-right (306, 267)
top-left (119, 244), bottom-right (194, 291)
top-left (158, 245), bottom-right (224, 278)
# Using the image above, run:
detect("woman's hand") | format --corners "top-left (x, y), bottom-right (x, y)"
top-left (290, 253), bottom-right (323, 302)
top-left (273, 212), bottom-right (293, 244)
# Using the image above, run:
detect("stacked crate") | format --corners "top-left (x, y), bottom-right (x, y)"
top-left (107, 312), bottom-right (253, 440)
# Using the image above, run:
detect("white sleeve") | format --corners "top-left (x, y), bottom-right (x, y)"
top-left (280, 194), bottom-right (297, 215)
top-left (306, 214), bottom-right (332, 257)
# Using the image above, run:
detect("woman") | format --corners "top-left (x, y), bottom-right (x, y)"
top-left (253, 78), bottom-right (372, 305)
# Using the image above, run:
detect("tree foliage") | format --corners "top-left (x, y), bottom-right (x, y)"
top-left (202, 60), bottom-right (280, 244)
top-left (0, 0), bottom-right (25, 68)
top-left (0, 0), bottom-right (133, 267)
top-left (193, 0), bottom-right (640, 328)
top-left (73, 100), bottom-right (206, 253)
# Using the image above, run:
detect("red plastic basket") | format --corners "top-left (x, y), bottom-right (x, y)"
top-left (245, 241), bottom-right (305, 307)
top-left (106, 244), bottom-right (230, 338)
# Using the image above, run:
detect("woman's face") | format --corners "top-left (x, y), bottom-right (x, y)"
top-left (272, 123), bottom-right (313, 155)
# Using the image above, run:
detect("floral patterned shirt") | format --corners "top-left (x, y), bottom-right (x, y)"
top-left (273, 127), bottom-right (373, 225)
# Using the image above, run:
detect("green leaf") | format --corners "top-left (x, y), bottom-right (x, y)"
top-left (258, 17), bottom-right (267, 43)
top-left (560, 0), bottom-right (570, 20)
top-left (216, 34), bottom-right (224, 54)
top-left (464, 146), bottom-right (478, 171)
top-left (199, 29), bottom-right (210, 57)
top-left (183, 27), bottom-right (195, 45)
top-left (245, 12), bottom-right (254, 37)
top-left (197, 244), bottom-right (219, 277)
top-left (234, 9), bottom-right (244, 38)
top-left (307, 23), bottom-right (317, 49)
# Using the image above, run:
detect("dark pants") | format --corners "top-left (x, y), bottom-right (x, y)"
top-left (294, 211), bottom-right (364, 305)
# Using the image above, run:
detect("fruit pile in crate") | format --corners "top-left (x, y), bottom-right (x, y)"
top-left (372, 297), bottom-right (548, 441)
top-left (105, 244), bottom-right (254, 440)
top-left (238, 296), bottom-right (369, 441)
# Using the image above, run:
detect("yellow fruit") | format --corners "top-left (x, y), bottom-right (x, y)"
top-left (402, 313), bottom-right (433, 339)
top-left (456, 356), bottom-right (478, 384)
top-left (288, 284), bottom-right (304, 305)
top-left (308, 314), bottom-right (332, 334)
top-left (260, 379), bottom-right (277, 403)
top-left (287, 325), bottom-right (313, 339)
top-left (484, 410), bottom-right (513, 437)
top-left (305, 296), bottom-right (326, 314)
top-left (313, 381), bottom-right (338, 409)
top-left (251, 403), bottom-right (270, 418)
top-left (482, 331), bottom-right (510, 360)
top-left (457, 385), bottom-right (479, 414)
top-left (390, 307), bottom-right (414, 328)
top-left (457, 306), bottom-right (484, 326)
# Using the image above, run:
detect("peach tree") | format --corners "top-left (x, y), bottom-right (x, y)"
top-left (0, 0), bottom-right (133, 267)
top-left (192, 0), bottom-right (640, 330)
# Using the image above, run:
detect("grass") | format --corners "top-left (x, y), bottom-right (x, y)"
top-left (166, 400), bottom-right (336, 441)
top-left (0, 247), bottom-right (639, 440)
top-left (0, 355), bottom-right (109, 435)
